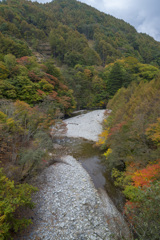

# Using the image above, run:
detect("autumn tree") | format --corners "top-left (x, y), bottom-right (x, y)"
top-left (124, 163), bottom-right (160, 240)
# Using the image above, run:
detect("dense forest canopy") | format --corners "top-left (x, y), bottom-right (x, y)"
top-left (0, 0), bottom-right (160, 108)
top-left (0, 0), bottom-right (160, 239)
top-left (1, 0), bottom-right (160, 65)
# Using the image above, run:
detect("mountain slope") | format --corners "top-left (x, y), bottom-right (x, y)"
top-left (0, 0), bottom-right (160, 66)
top-left (45, 0), bottom-right (160, 65)
top-left (0, 0), bottom-right (160, 109)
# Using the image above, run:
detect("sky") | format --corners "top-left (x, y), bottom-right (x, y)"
top-left (35, 0), bottom-right (160, 41)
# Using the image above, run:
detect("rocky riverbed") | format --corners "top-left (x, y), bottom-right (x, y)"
top-left (16, 156), bottom-right (111, 240)
top-left (64, 110), bottom-right (107, 141)
top-left (15, 110), bottom-right (131, 240)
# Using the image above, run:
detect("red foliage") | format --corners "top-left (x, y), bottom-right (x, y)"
top-left (16, 56), bottom-right (30, 66)
top-left (108, 121), bottom-right (126, 137)
top-left (125, 201), bottom-right (137, 210)
top-left (124, 201), bottom-right (138, 222)
top-left (28, 71), bottom-right (41, 82)
top-left (132, 161), bottom-right (160, 187)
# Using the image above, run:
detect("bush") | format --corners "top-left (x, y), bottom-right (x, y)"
top-left (0, 168), bottom-right (37, 239)
top-left (124, 181), bottom-right (160, 240)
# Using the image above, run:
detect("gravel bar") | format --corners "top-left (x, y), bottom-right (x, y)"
top-left (16, 156), bottom-right (111, 240)
top-left (64, 110), bottom-right (106, 141)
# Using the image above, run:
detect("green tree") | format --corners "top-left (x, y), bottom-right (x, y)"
top-left (49, 30), bottom-right (66, 60)
top-left (83, 47), bottom-right (102, 66)
top-left (64, 51), bottom-right (85, 67)
top-left (45, 59), bottom-right (61, 78)
top-left (4, 54), bottom-right (16, 70)
top-left (0, 62), bottom-right (9, 79)
top-left (107, 62), bottom-right (126, 96)
top-left (124, 181), bottom-right (160, 240)
top-left (0, 168), bottom-right (37, 239)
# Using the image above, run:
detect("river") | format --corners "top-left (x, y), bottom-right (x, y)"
top-left (53, 109), bottom-right (131, 239)
top-left (58, 137), bottom-right (125, 212)
top-left (14, 110), bottom-right (131, 240)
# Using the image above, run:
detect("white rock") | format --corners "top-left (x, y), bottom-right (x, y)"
top-left (64, 110), bottom-right (106, 141)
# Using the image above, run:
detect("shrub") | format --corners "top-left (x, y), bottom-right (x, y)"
top-left (0, 168), bottom-right (37, 239)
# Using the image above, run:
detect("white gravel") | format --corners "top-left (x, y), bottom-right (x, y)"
top-left (64, 110), bottom-right (106, 141)
top-left (17, 156), bottom-right (111, 240)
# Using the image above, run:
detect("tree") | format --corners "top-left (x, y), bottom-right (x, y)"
top-left (4, 54), bottom-right (16, 70)
top-left (107, 62), bottom-right (126, 96)
top-left (146, 118), bottom-right (160, 145)
top-left (0, 168), bottom-right (37, 239)
top-left (83, 47), bottom-right (102, 66)
top-left (49, 30), bottom-right (66, 60)
top-left (0, 62), bottom-right (9, 79)
top-left (45, 59), bottom-right (61, 78)
top-left (64, 51), bottom-right (85, 67)
top-left (124, 162), bottom-right (160, 240)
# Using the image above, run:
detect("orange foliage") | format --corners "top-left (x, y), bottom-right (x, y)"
top-left (125, 162), bottom-right (141, 176)
top-left (132, 161), bottom-right (160, 187)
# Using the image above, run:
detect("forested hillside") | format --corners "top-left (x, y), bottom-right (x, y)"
top-left (1, 0), bottom-right (160, 108)
top-left (1, 0), bottom-right (160, 65)
top-left (0, 0), bottom-right (160, 239)
top-left (98, 78), bottom-right (160, 239)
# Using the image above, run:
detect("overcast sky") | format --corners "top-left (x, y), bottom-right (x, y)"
top-left (35, 0), bottom-right (160, 41)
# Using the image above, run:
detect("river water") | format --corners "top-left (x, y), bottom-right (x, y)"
top-left (55, 110), bottom-right (126, 212)
top-left (56, 136), bottom-right (125, 213)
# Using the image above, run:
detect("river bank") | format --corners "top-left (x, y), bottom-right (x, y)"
top-left (15, 110), bottom-right (131, 240)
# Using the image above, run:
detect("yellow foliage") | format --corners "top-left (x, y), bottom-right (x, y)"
top-left (97, 127), bottom-right (109, 145)
top-left (146, 118), bottom-right (160, 144)
top-left (104, 148), bottom-right (112, 158)
top-left (0, 111), bottom-right (7, 123)
top-left (103, 119), bottom-right (108, 124)
top-left (6, 118), bottom-right (15, 128)
top-left (112, 168), bottom-right (132, 188)
top-left (84, 69), bottom-right (92, 79)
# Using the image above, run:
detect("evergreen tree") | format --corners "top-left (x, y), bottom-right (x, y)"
top-left (107, 62), bottom-right (125, 96)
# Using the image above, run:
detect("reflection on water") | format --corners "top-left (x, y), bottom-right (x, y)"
top-left (59, 137), bottom-right (125, 212)
top-left (79, 156), bottom-right (106, 189)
